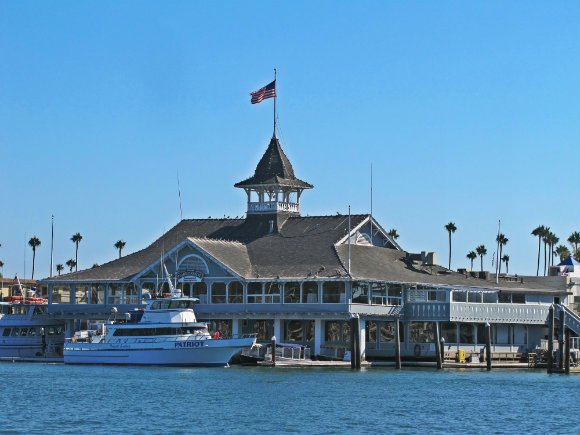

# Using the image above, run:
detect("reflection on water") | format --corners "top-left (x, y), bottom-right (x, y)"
top-left (1, 364), bottom-right (579, 435)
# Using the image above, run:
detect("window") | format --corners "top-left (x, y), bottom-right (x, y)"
top-left (467, 292), bottom-right (481, 303)
top-left (513, 325), bottom-right (527, 345)
top-left (228, 282), bottom-right (243, 304)
top-left (284, 282), bottom-right (301, 303)
top-left (2, 328), bottom-right (10, 337)
top-left (380, 322), bottom-right (395, 342)
top-left (512, 293), bottom-right (525, 304)
top-left (388, 285), bottom-right (403, 305)
top-left (302, 282), bottom-right (318, 303)
top-left (285, 320), bottom-right (303, 342)
top-left (410, 322), bottom-right (434, 343)
top-left (452, 292), bottom-right (467, 302)
top-left (459, 324), bottom-right (474, 344)
top-left (247, 283), bottom-right (263, 303)
top-left (325, 321), bottom-right (350, 344)
top-left (367, 321), bottom-right (377, 343)
top-left (322, 282), bottom-right (345, 303)
top-left (264, 283), bottom-right (281, 303)
top-left (499, 292), bottom-right (511, 303)
top-left (441, 322), bottom-right (457, 343)
top-left (192, 283), bottom-right (208, 304)
top-left (211, 283), bottom-right (226, 304)
top-left (351, 282), bottom-right (369, 304)
top-left (495, 324), bottom-right (510, 344)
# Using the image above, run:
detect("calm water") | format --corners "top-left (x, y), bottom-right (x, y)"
top-left (1, 364), bottom-right (579, 435)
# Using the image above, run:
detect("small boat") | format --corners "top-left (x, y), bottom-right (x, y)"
top-left (63, 297), bottom-right (256, 366)
top-left (240, 342), bottom-right (310, 365)
top-left (0, 302), bottom-right (65, 359)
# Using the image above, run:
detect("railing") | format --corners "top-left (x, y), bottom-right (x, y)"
top-left (248, 202), bottom-right (299, 213)
top-left (450, 303), bottom-right (550, 324)
top-left (560, 305), bottom-right (580, 336)
top-left (265, 346), bottom-right (310, 361)
top-left (66, 333), bottom-right (257, 348)
top-left (404, 302), bottom-right (449, 321)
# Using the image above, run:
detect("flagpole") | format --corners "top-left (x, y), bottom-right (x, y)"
top-left (273, 68), bottom-right (277, 138)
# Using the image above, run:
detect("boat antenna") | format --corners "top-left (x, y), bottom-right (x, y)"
top-left (177, 171), bottom-right (183, 221)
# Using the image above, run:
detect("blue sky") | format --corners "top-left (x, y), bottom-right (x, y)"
top-left (1, 1), bottom-right (579, 279)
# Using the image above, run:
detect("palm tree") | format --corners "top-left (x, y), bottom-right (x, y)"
top-left (575, 248), bottom-right (580, 263)
top-left (0, 260), bottom-right (4, 278)
top-left (531, 225), bottom-right (546, 276)
top-left (555, 245), bottom-right (570, 262)
top-left (444, 222), bottom-right (457, 270)
top-left (114, 240), bottom-right (126, 259)
top-left (546, 232), bottom-right (559, 269)
top-left (568, 231), bottom-right (580, 253)
top-left (28, 236), bottom-right (41, 280)
top-left (56, 264), bottom-right (64, 276)
top-left (501, 254), bottom-right (510, 274)
top-left (71, 232), bottom-right (83, 272)
top-left (496, 233), bottom-right (508, 275)
top-left (65, 259), bottom-right (76, 273)
top-left (476, 245), bottom-right (487, 272)
top-left (466, 251), bottom-right (477, 271)
top-left (387, 229), bottom-right (399, 240)
top-left (542, 227), bottom-right (551, 276)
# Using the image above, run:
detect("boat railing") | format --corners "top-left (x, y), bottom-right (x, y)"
top-left (66, 332), bottom-right (257, 345)
top-left (265, 344), bottom-right (310, 361)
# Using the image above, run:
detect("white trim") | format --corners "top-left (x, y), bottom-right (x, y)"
top-left (177, 254), bottom-right (210, 274)
top-left (335, 216), bottom-right (402, 251)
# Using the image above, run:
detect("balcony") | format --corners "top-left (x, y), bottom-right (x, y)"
top-left (404, 302), bottom-right (550, 324)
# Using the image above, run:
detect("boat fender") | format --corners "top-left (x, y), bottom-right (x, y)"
top-left (414, 344), bottom-right (421, 357)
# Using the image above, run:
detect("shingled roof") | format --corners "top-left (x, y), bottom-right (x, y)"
top-left (43, 215), bottom-right (367, 282)
top-left (234, 137), bottom-right (313, 189)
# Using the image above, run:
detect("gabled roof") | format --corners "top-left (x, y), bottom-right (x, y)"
top-left (557, 255), bottom-right (580, 267)
top-left (234, 137), bottom-right (313, 189)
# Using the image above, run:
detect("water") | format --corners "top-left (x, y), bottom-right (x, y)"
top-left (0, 364), bottom-right (579, 435)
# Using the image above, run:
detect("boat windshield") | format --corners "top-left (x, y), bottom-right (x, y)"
top-left (150, 300), bottom-right (196, 310)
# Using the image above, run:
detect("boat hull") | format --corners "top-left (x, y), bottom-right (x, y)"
top-left (64, 337), bottom-right (255, 366)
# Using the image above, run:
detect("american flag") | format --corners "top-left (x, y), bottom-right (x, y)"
top-left (250, 80), bottom-right (276, 104)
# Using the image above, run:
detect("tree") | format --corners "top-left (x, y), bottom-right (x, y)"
top-left (546, 232), bottom-right (559, 269)
top-left (92, 263), bottom-right (99, 268)
top-left (56, 264), bottom-right (64, 276)
top-left (65, 259), bottom-right (76, 273)
top-left (501, 254), bottom-right (510, 274)
top-left (476, 245), bottom-right (487, 272)
top-left (387, 229), bottom-right (399, 240)
top-left (445, 222), bottom-right (457, 270)
top-left (542, 227), bottom-right (551, 276)
top-left (71, 232), bottom-right (83, 272)
top-left (575, 248), bottom-right (580, 263)
top-left (496, 233), bottom-right (508, 275)
top-left (555, 245), bottom-right (570, 262)
top-left (28, 236), bottom-right (41, 280)
top-left (0, 260), bottom-right (4, 278)
top-left (568, 231), bottom-right (580, 253)
top-left (466, 251), bottom-right (477, 271)
top-left (531, 225), bottom-right (546, 277)
top-left (114, 240), bottom-right (126, 259)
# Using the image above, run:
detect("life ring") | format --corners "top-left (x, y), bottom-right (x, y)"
top-left (414, 344), bottom-right (421, 357)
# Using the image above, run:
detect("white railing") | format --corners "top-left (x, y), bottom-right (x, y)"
top-left (248, 202), bottom-right (299, 213)
top-left (450, 303), bottom-right (549, 324)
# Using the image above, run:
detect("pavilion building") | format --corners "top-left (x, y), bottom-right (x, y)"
top-left (41, 135), bottom-right (578, 361)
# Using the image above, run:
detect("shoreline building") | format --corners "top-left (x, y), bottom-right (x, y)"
top-left (41, 135), bottom-right (580, 361)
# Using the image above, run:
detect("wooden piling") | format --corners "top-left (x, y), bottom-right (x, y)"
top-left (394, 320), bottom-right (401, 369)
top-left (485, 323), bottom-right (492, 371)
top-left (559, 307), bottom-right (565, 371)
top-left (547, 305), bottom-right (554, 374)
top-left (350, 316), bottom-right (356, 369)
top-left (434, 322), bottom-right (442, 370)
top-left (271, 336), bottom-right (276, 367)
top-left (354, 315), bottom-right (361, 369)
top-left (565, 329), bottom-right (571, 375)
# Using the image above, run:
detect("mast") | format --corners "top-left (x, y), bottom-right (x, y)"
top-left (370, 164), bottom-right (373, 246)
top-left (348, 205), bottom-right (351, 275)
top-left (273, 68), bottom-right (277, 138)
top-left (50, 215), bottom-right (54, 278)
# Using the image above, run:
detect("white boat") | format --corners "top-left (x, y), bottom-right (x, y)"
top-left (0, 302), bottom-right (65, 359)
top-left (64, 297), bottom-right (256, 366)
